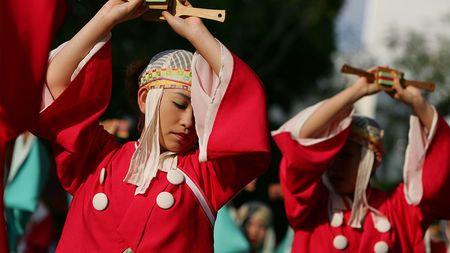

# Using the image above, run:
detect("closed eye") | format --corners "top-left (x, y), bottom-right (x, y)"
top-left (173, 101), bottom-right (188, 110)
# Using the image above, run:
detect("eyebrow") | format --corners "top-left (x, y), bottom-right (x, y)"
top-left (175, 92), bottom-right (191, 100)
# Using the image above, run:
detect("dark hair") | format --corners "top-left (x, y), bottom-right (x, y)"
top-left (125, 58), bottom-right (150, 132)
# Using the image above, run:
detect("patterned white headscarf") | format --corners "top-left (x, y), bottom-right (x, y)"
top-left (124, 50), bottom-right (193, 195)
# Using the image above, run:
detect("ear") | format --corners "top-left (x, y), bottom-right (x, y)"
top-left (137, 86), bottom-right (148, 114)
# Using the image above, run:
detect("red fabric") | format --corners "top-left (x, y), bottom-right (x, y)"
top-left (274, 116), bottom-right (450, 253)
top-left (0, 0), bottom-right (65, 142)
top-left (0, 0), bottom-right (65, 251)
top-left (430, 241), bottom-right (448, 253)
top-left (23, 214), bottom-right (56, 253)
top-left (33, 44), bottom-right (270, 252)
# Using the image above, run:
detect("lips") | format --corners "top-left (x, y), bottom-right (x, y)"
top-left (172, 132), bottom-right (189, 141)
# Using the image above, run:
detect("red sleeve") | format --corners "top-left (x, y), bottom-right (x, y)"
top-left (420, 116), bottom-right (450, 219)
top-left (273, 127), bottom-right (350, 229)
top-left (190, 53), bottom-right (271, 211)
top-left (0, 0), bottom-right (65, 142)
top-left (31, 41), bottom-right (118, 194)
top-left (207, 53), bottom-right (269, 159)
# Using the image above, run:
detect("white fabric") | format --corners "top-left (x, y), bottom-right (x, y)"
top-left (7, 133), bottom-right (35, 183)
top-left (124, 89), bottom-right (164, 195)
top-left (262, 228), bottom-right (276, 253)
top-left (40, 34), bottom-right (112, 112)
top-left (322, 174), bottom-right (351, 224)
top-left (178, 169), bottom-right (215, 226)
top-left (271, 101), bottom-right (354, 146)
top-left (403, 107), bottom-right (438, 205)
top-left (324, 172), bottom-right (391, 230)
top-left (192, 41), bottom-right (234, 162)
top-left (348, 146), bottom-right (374, 228)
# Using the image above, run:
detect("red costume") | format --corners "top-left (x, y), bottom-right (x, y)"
top-left (33, 38), bottom-right (270, 252)
top-left (273, 102), bottom-right (450, 253)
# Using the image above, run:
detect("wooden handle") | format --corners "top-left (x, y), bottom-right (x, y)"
top-left (175, 4), bottom-right (225, 22)
top-left (403, 80), bottom-right (435, 91)
top-left (340, 64), bottom-right (375, 82)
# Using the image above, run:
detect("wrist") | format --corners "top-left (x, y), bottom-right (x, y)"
top-left (348, 82), bottom-right (366, 102)
top-left (411, 96), bottom-right (430, 114)
top-left (186, 25), bottom-right (211, 45)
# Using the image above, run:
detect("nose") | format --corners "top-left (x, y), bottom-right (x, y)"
top-left (180, 108), bottom-right (194, 132)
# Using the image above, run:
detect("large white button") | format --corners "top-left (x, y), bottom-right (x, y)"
top-left (92, 193), bottom-right (109, 211)
top-left (156, 192), bottom-right (174, 209)
top-left (374, 241), bottom-right (389, 253)
top-left (333, 235), bottom-right (348, 250)
top-left (375, 219), bottom-right (391, 233)
top-left (331, 212), bottom-right (343, 227)
top-left (167, 170), bottom-right (184, 185)
top-left (99, 168), bottom-right (106, 185)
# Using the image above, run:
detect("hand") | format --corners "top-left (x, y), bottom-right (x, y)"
top-left (389, 77), bottom-right (424, 107)
top-left (98, 0), bottom-right (148, 26)
top-left (389, 77), bottom-right (434, 130)
top-left (350, 67), bottom-right (382, 100)
top-left (161, 0), bottom-right (209, 43)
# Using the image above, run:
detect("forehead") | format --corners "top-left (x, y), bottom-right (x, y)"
top-left (163, 89), bottom-right (191, 99)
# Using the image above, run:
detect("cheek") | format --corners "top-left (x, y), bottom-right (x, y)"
top-left (159, 105), bottom-right (177, 129)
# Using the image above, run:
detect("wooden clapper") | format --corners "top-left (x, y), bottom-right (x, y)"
top-left (144, 0), bottom-right (226, 22)
top-left (341, 64), bottom-right (435, 92)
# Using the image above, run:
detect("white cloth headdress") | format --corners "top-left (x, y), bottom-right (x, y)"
top-left (325, 115), bottom-right (388, 229)
top-left (124, 50), bottom-right (193, 195)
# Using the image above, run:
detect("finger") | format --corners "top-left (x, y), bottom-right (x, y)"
top-left (162, 11), bottom-right (183, 29)
top-left (162, 10), bottom-right (175, 23)
top-left (391, 76), bottom-right (403, 93)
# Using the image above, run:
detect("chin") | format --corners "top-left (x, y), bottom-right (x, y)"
top-left (165, 143), bottom-right (192, 153)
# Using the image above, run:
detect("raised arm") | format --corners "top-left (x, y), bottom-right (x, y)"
top-left (390, 78), bottom-right (434, 131)
top-left (46, 0), bottom-right (147, 99)
top-left (299, 72), bottom-right (381, 138)
top-left (162, 0), bottom-right (220, 75)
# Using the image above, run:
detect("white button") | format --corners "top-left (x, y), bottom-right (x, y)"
top-left (156, 192), bottom-right (174, 209)
top-left (374, 241), bottom-right (389, 253)
top-left (99, 168), bottom-right (106, 185)
top-left (375, 219), bottom-right (391, 233)
top-left (331, 212), bottom-right (343, 227)
top-left (167, 170), bottom-right (184, 185)
top-left (333, 235), bottom-right (348, 250)
top-left (92, 193), bottom-right (109, 211)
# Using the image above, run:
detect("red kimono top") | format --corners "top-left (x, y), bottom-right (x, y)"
top-left (272, 102), bottom-right (450, 253)
top-left (33, 36), bottom-right (270, 253)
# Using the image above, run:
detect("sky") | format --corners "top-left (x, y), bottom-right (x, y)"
top-left (335, 0), bottom-right (366, 53)
top-left (336, 0), bottom-right (450, 59)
